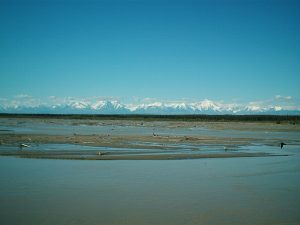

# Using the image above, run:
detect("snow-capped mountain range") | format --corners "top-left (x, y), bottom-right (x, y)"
top-left (1, 97), bottom-right (299, 115)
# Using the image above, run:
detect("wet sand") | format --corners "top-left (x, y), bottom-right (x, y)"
top-left (0, 148), bottom-right (279, 160)
top-left (0, 117), bottom-right (299, 160)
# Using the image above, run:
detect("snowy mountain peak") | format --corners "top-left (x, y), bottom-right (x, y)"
top-left (0, 97), bottom-right (299, 115)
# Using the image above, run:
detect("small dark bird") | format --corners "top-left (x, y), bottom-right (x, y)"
top-left (280, 142), bottom-right (286, 149)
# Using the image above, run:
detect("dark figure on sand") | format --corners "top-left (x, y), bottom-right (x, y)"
top-left (280, 142), bottom-right (286, 149)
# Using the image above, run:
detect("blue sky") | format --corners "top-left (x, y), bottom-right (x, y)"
top-left (0, 0), bottom-right (299, 104)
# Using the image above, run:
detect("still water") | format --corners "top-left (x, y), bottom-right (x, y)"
top-left (0, 155), bottom-right (300, 225)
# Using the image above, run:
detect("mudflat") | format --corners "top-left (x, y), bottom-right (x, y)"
top-left (0, 117), bottom-right (299, 160)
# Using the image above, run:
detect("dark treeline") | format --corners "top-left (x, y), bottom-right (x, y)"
top-left (0, 113), bottom-right (299, 123)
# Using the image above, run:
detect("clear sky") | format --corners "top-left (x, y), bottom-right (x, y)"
top-left (0, 0), bottom-right (299, 103)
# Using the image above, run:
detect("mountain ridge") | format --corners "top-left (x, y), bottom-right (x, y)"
top-left (1, 100), bottom-right (299, 115)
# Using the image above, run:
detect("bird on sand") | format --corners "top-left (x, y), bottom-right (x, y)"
top-left (280, 142), bottom-right (286, 149)
top-left (19, 143), bottom-right (30, 150)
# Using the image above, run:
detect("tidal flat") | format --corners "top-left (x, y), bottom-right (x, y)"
top-left (0, 116), bottom-right (300, 224)
top-left (0, 117), bottom-right (299, 159)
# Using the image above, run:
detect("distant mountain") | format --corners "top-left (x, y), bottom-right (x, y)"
top-left (0, 100), bottom-right (299, 115)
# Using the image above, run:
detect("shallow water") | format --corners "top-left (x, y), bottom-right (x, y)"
top-left (1, 142), bottom-right (298, 158)
top-left (0, 154), bottom-right (300, 225)
top-left (0, 118), bottom-right (299, 224)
